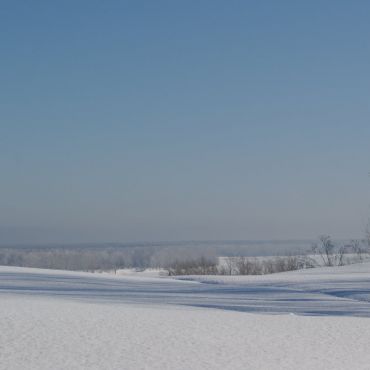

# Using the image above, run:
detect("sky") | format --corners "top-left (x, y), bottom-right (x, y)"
top-left (1, 1), bottom-right (370, 244)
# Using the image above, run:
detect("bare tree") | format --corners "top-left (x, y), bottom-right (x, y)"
top-left (235, 256), bottom-right (253, 275)
top-left (365, 220), bottom-right (370, 248)
top-left (223, 256), bottom-right (236, 275)
top-left (337, 245), bottom-right (346, 266)
top-left (312, 235), bottom-right (335, 266)
top-left (350, 239), bottom-right (370, 262)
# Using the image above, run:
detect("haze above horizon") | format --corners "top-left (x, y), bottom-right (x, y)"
top-left (1, 1), bottom-right (370, 243)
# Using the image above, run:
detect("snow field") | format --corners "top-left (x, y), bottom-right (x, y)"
top-left (1, 294), bottom-right (370, 370)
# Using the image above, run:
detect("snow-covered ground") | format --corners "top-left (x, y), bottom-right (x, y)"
top-left (1, 263), bottom-right (370, 369)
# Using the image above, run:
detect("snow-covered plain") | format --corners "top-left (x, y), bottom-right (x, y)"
top-left (1, 264), bottom-right (370, 369)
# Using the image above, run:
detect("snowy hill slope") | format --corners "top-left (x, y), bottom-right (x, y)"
top-left (2, 263), bottom-right (370, 316)
top-left (1, 263), bottom-right (370, 369)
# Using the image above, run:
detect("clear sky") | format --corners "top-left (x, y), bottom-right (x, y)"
top-left (1, 1), bottom-right (370, 243)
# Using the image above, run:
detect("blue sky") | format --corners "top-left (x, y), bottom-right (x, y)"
top-left (1, 1), bottom-right (370, 243)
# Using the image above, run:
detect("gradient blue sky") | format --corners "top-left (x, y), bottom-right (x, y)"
top-left (1, 1), bottom-right (370, 243)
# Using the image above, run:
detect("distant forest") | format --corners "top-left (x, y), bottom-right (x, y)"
top-left (0, 240), bottom-right (311, 271)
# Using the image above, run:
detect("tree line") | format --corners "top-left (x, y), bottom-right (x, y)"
top-left (0, 236), bottom-right (368, 275)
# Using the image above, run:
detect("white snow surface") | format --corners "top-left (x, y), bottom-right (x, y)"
top-left (2, 263), bottom-right (370, 369)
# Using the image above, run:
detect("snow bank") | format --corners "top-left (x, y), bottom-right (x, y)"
top-left (2, 263), bottom-right (370, 369)
top-left (2, 294), bottom-right (370, 370)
